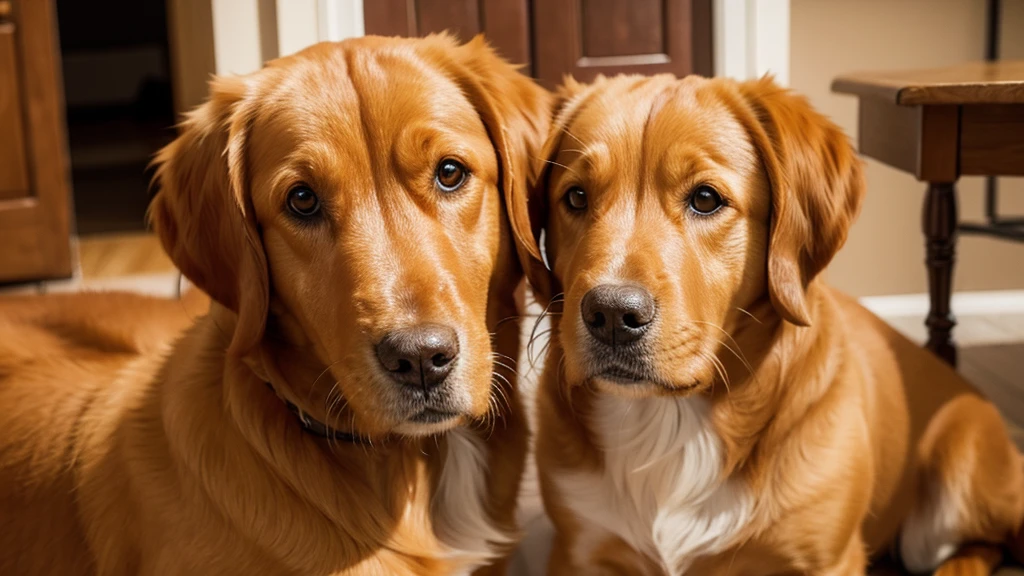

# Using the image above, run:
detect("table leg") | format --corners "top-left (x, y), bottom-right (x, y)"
top-left (922, 182), bottom-right (958, 367)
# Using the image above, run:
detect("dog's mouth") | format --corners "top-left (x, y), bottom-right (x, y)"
top-left (588, 360), bottom-right (661, 394)
top-left (595, 366), bottom-right (650, 384)
top-left (587, 360), bottom-right (702, 397)
top-left (393, 408), bottom-right (463, 437)
top-left (409, 408), bottom-right (460, 424)
top-left (583, 347), bottom-right (657, 385)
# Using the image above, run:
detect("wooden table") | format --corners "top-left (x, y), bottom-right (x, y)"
top-left (833, 61), bottom-right (1024, 367)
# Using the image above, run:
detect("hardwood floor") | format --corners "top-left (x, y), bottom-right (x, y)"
top-left (77, 232), bottom-right (175, 277)
top-left (0, 234), bottom-right (1021, 575)
top-left (886, 313), bottom-right (1024, 439)
top-left (963, 343), bottom-right (1024, 438)
top-left (0, 232), bottom-right (180, 297)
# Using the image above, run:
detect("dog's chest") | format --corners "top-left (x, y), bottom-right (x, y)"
top-left (427, 428), bottom-right (513, 572)
top-left (554, 396), bottom-right (752, 575)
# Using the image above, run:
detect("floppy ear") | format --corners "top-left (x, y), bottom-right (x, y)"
top-left (436, 35), bottom-right (553, 302)
top-left (738, 77), bottom-right (865, 326)
top-left (149, 76), bottom-right (269, 354)
top-left (515, 75), bottom-right (598, 304)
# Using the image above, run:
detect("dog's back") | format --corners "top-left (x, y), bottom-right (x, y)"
top-left (0, 291), bottom-right (203, 575)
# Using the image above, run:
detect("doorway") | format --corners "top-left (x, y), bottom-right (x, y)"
top-left (56, 0), bottom-right (176, 235)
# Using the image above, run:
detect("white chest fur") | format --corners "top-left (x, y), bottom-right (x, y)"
top-left (431, 427), bottom-right (515, 570)
top-left (553, 396), bottom-right (752, 575)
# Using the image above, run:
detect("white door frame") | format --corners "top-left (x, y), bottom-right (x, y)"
top-left (316, 0), bottom-right (364, 42)
top-left (714, 0), bottom-right (790, 84)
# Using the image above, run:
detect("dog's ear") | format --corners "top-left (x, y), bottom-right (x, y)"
top-left (738, 77), bottom-right (865, 326)
top-left (149, 75), bottom-right (269, 354)
top-left (514, 75), bottom-right (598, 304)
top-left (437, 35), bottom-right (553, 301)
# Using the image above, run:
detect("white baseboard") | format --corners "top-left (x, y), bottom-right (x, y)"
top-left (859, 290), bottom-right (1024, 319)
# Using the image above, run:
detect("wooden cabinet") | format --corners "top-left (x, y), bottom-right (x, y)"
top-left (364, 0), bottom-right (712, 88)
top-left (0, 0), bottom-right (73, 283)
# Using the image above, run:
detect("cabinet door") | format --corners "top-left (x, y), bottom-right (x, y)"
top-left (0, 0), bottom-right (73, 283)
top-left (364, 0), bottom-right (532, 73)
top-left (533, 0), bottom-right (713, 88)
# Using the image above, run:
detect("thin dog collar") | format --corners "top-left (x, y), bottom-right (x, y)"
top-left (263, 382), bottom-right (366, 444)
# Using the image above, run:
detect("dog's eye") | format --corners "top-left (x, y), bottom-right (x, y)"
top-left (436, 159), bottom-right (468, 192)
top-left (688, 185), bottom-right (724, 215)
top-left (564, 186), bottom-right (588, 211)
top-left (287, 186), bottom-right (321, 218)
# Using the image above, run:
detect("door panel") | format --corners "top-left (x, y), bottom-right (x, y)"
top-left (581, 0), bottom-right (664, 59)
top-left (414, 0), bottom-right (482, 42)
top-left (0, 23), bottom-right (29, 200)
top-left (0, 0), bottom-right (73, 283)
top-left (364, 0), bottom-right (531, 73)
top-left (534, 0), bottom-right (713, 88)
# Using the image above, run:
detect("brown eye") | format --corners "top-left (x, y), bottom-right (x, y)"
top-left (689, 185), bottom-right (723, 215)
top-left (436, 159), bottom-right (468, 192)
top-left (287, 186), bottom-right (320, 217)
top-left (564, 186), bottom-right (588, 211)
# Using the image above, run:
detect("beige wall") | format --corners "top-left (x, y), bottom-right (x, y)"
top-left (791, 0), bottom-right (1024, 297)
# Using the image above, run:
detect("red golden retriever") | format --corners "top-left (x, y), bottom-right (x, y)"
top-left (0, 34), bottom-right (549, 575)
top-left (512, 74), bottom-right (1024, 575)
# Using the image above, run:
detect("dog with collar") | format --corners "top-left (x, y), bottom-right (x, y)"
top-left (0, 35), bottom-right (549, 575)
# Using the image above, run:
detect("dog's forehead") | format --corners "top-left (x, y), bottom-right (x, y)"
top-left (567, 75), bottom-right (676, 145)
top-left (249, 44), bottom-right (488, 185)
top-left (560, 76), bottom-right (757, 190)
top-left (258, 45), bottom-right (477, 139)
top-left (650, 80), bottom-right (750, 151)
top-left (646, 79), bottom-right (758, 184)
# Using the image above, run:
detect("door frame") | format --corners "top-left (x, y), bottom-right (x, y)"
top-left (167, 0), bottom-right (792, 116)
top-left (316, 0), bottom-right (364, 42)
top-left (714, 0), bottom-right (790, 84)
top-left (319, 0), bottom-right (791, 82)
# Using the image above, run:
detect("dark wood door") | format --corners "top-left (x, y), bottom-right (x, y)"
top-left (364, 0), bottom-right (532, 73)
top-left (0, 0), bottom-right (73, 283)
top-left (533, 0), bottom-right (712, 88)
top-left (364, 0), bottom-right (713, 90)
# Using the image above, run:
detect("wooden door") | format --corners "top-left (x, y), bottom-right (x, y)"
top-left (533, 0), bottom-right (713, 88)
top-left (0, 0), bottom-right (73, 283)
top-left (364, 0), bottom-right (532, 74)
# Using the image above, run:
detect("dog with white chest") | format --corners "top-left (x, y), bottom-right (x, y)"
top-left (510, 73), bottom-right (1024, 575)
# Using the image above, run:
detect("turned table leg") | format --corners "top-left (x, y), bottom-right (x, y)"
top-left (922, 182), bottom-right (958, 367)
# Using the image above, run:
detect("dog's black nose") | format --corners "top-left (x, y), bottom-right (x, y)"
top-left (376, 324), bottom-right (459, 390)
top-left (581, 284), bottom-right (656, 346)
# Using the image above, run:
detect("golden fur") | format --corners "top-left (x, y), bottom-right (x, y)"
top-left (0, 35), bottom-right (549, 575)
top-left (515, 74), bottom-right (1024, 575)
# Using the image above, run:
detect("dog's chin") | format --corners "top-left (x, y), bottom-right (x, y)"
top-left (392, 410), bottom-right (465, 437)
top-left (591, 370), bottom-right (703, 399)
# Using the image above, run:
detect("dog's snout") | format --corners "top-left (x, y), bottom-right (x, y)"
top-left (376, 324), bottom-right (459, 390)
top-left (581, 284), bottom-right (656, 346)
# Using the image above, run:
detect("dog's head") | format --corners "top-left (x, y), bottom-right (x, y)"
top-left (513, 74), bottom-right (863, 397)
top-left (151, 35), bottom-right (548, 437)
